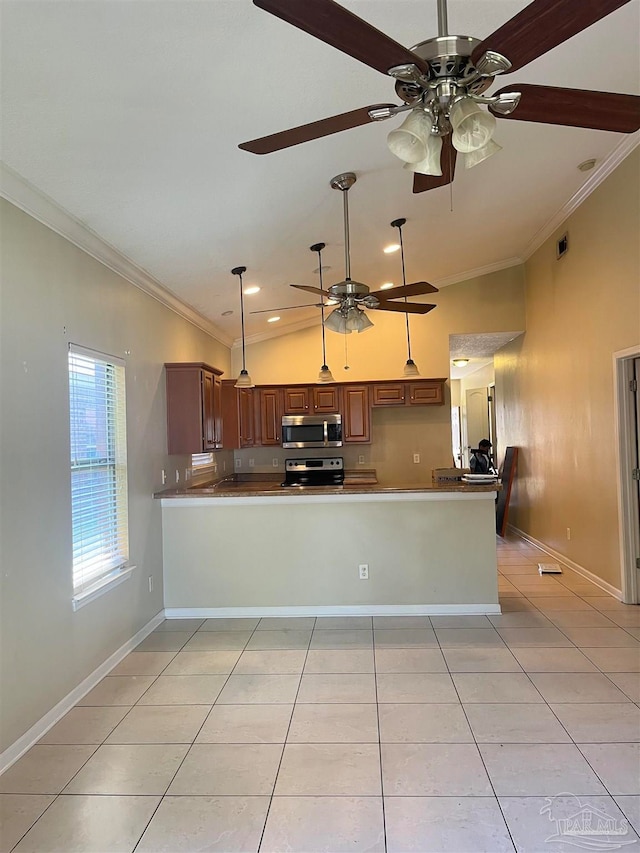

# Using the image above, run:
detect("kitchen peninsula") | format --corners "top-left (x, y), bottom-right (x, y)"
top-left (158, 479), bottom-right (500, 617)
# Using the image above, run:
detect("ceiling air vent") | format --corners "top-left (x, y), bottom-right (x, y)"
top-left (556, 233), bottom-right (569, 259)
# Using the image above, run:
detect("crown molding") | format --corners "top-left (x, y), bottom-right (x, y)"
top-left (0, 162), bottom-right (234, 349)
top-left (521, 131), bottom-right (640, 261)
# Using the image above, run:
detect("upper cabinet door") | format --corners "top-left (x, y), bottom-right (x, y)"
top-left (165, 363), bottom-right (224, 454)
top-left (238, 387), bottom-right (255, 447)
top-left (258, 388), bottom-right (283, 445)
top-left (343, 385), bottom-right (371, 443)
top-left (312, 386), bottom-right (341, 413)
top-left (283, 387), bottom-right (310, 414)
top-left (371, 383), bottom-right (405, 406)
top-left (407, 380), bottom-right (445, 405)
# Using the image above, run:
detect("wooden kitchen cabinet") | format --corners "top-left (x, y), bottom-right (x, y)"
top-left (407, 380), bottom-right (445, 405)
top-left (221, 381), bottom-right (254, 449)
top-left (371, 382), bottom-right (405, 406)
top-left (256, 387), bottom-right (283, 445)
top-left (165, 362), bottom-right (223, 454)
top-left (283, 386), bottom-right (310, 414)
top-left (342, 385), bottom-right (370, 443)
top-left (312, 385), bottom-right (341, 413)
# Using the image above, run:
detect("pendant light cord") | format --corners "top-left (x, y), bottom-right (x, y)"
top-left (238, 271), bottom-right (247, 372)
top-left (317, 247), bottom-right (328, 367)
top-left (397, 223), bottom-right (413, 362)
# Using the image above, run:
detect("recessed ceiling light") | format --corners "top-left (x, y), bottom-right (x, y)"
top-left (383, 244), bottom-right (401, 254)
top-left (221, 310), bottom-right (233, 316)
top-left (380, 282), bottom-right (395, 290)
top-left (578, 158), bottom-right (596, 172)
top-left (267, 316), bottom-right (280, 323)
top-left (452, 358), bottom-right (469, 367)
top-left (244, 286), bottom-right (260, 295)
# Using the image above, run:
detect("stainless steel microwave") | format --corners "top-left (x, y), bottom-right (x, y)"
top-left (281, 414), bottom-right (342, 448)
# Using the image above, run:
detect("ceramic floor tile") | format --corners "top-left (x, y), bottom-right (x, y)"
top-left (581, 647), bottom-right (640, 672)
top-left (260, 796), bottom-right (385, 853)
top-left (310, 629), bottom-right (373, 649)
top-left (196, 704), bottom-right (293, 743)
top-left (78, 676), bottom-right (156, 706)
top-left (153, 618), bottom-right (204, 633)
top-left (39, 707), bottom-right (129, 745)
top-left (614, 795), bottom-right (640, 833)
top-left (578, 743), bottom-right (640, 794)
top-left (135, 632), bottom-right (193, 652)
top-left (384, 796), bottom-right (514, 853)
top-left (510, 647), bottom-right (598, 672)
top-left (161, 650), bottom-right (241, 675)
top-left (168, 743), bottom-right (283, 795)
top-left (532, 597), bottom-right (596, 611)
top-left (480, 743), bottom-right (606, 796)
top-left (452, 672), bottom-right (543, 703)
top-left (378, 703), bottom-right (473, 743)
top-left (304, 650), bottom-right (375, 673)
top-left (63, 744), bottom-right (188, 795)
top-left (464, 703), bottom-right (571, 743)
top-left (625, 627), bottom-right (640, 640)
top-left (274, 744), bottom-right (381, 796)
top-left (297, 673), bottom-right (376, 703)
top-left (429, 616), bottom-right (493, 628)
top-left (550, 703), bottom-right (640, 742)
top-left (560, 627), bottom-right (640, 647)
top-left (374, 648), bottom-right (447, 673)
top-left (499, 598), bottom-right (541, 612)
top-left (381, 743), bottom-right (492, 796)
top-left (441, 648), bottom-right (522, 672)
top-left (488, 612), bottom-right (554, 628)
top-left (0, 746), bottom-right (96, 794)
top-left (105, 704), bottom-right (210, 743)
top-left (216, 673), bottom-right (300, 704)
top-left (529, 672), bottom-right (632, 703)
top-left (510, 586), bottom-right (576, 598)
top-left (376, 673), bottom-right (458, 703)
top-left (545, 610), bottom-right (616, 628)
top-left (258, 617), bottom-right (316, 630)
top-left (136, 674), bottom-right (226, 705)
top-left (372, 616), bottom-right (431, 629)
top-left (199, 617), bottom-right (260, 631)
top-left (10, 795), bottom-right (160, 853)
top-left (245, 630), bottom-right (312, 650)
top-left (583, 597), bottom-right (633, 612)
top-left (287, 703), bottom-right (379, 743)
top-left (183, 631), bottom-right (252, 651)
top-left (314, 616), bottom-right (373, 629)
top-left (433, 628), bottom-right (505, 648)
top-left (499, 795), bottom-right (639, 853)
top-left (0, 795), bottom-right (54, 852)
top-left (499, 565), bottom-right (542, 575)
top-left (608, 672), bottom-right (640, 701)
top-left (136, 796), bottom-right (270, 853)
top-left (373, 629), bottom-right (438, 648)
top-left (233, 649), bottom-right (306, 674)
top-left (497, 627), bottom-right (574, 647)
top-left (110, 652), bottom-right (176, 676)
top-left (606, 610), bottom-right (640, 628)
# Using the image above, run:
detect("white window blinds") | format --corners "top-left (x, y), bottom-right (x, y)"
top-left (68, 345), bottom-right (129, 599)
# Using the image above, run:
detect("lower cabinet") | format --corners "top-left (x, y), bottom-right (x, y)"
top-left (343, 385), bottom-right (370, 443)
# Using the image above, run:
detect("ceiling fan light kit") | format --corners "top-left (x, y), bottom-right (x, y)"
top-left (231, 266), bottom-right (255, 389)
top-left (241, 0), bottom-right (639, 194)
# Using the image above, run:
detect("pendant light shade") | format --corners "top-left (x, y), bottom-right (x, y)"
top-left (311, 242), bottom-right (335, 382)
top-left (391, 218), bottom-right (420, 377)
top-left (403, 358), bottom-right (420, 377)
top-left (231, 266), bottom-right (254, 389)
top-left (318, 365), bottom-right (334, 383)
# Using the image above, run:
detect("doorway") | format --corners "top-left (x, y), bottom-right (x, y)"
top-left (615, 347), bottom-right (640, 604)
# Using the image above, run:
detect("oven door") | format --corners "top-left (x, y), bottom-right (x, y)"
top-left (281, 415), bottom-right (342, 449)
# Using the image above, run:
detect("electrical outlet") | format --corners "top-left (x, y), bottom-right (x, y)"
top-left (413, 453), bottom-right (420, 464)
top-left (161, 469), bottom-right (167, 485)
top-left (272, 458), bottom-right (279, 467)
top-left (358, 455), bottom-right (365, 464)
top-left (249, 458), bottom-right (255, 467)
top-left (175, 469), bottom-right (180, 483)
top-left (566, 527), bottom-right (571, 540)
top-left (148, 576), bottom-right (153, 592)
top-left (235, 458), bottom-right (241, 468)
top-left (358, 563), bottom-right (369, 580)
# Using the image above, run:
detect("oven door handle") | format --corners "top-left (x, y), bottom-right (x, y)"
top-left (323, 420), bottom-right (328, 446)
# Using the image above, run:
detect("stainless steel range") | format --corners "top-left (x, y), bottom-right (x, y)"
top-left (282, 457), bottom-right (344, 488)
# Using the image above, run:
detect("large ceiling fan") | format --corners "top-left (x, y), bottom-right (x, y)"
top-left (239, 0), bottom-right (640, 192)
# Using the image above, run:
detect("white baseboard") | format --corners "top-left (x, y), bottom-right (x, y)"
top-left (507, 525), bottom-right (622, 600)
top-left (0, 611), bottom-right (164, 775)
top-left (164, 603), bottom-right (502, 618)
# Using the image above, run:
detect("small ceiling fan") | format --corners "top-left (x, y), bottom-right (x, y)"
top-left (252, 171), bottom-right (438, 332)
top-left (239, 0), bottom-right (640, 192)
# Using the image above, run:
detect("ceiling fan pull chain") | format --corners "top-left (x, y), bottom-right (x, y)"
top-left (344, 334), bottom-right (349, 371)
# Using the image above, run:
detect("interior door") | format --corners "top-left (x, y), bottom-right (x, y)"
top-left (465, 387), bottom-right (490, 464)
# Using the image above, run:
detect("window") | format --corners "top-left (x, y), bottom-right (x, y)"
top-left (68, 344), bottom-right (130, 608)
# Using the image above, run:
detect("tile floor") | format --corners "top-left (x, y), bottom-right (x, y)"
top-left (1, 536), bottom-right (639, 852)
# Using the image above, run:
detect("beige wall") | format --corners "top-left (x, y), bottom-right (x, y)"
top-left (496, 149), bottom-right (640, 590)
top-left (0, 200), bottom-right (231, 753)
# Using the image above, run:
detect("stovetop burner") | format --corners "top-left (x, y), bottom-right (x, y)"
top-left (281, 457), bottom-right (344, 488)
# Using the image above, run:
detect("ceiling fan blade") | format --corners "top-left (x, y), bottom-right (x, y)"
top-left (413, 137), bottom-right (457, 193)
top-left (373, 302), bottom-right (437, 315)
top-left (370, 281), bottom-right (439, 299)
top-left (471, 0), bottom-right (632, 75)
top-left (253, 0), bottom-right (428, 76)
top-left (290, 284), bottom-right (328, 297)
top-left (251, 304), bottom-right (322, 314)
top-left (239, 104), bottom-right (397, 154)
top-left (490, 84), bottom-right (640, 132)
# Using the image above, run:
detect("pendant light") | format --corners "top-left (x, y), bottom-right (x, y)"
top-left (231, 266), bottom-right (254, 388)
top-left (311, 242), bottom-right (335, 383)
top-left (391, 218), bottom-right (420, 377)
